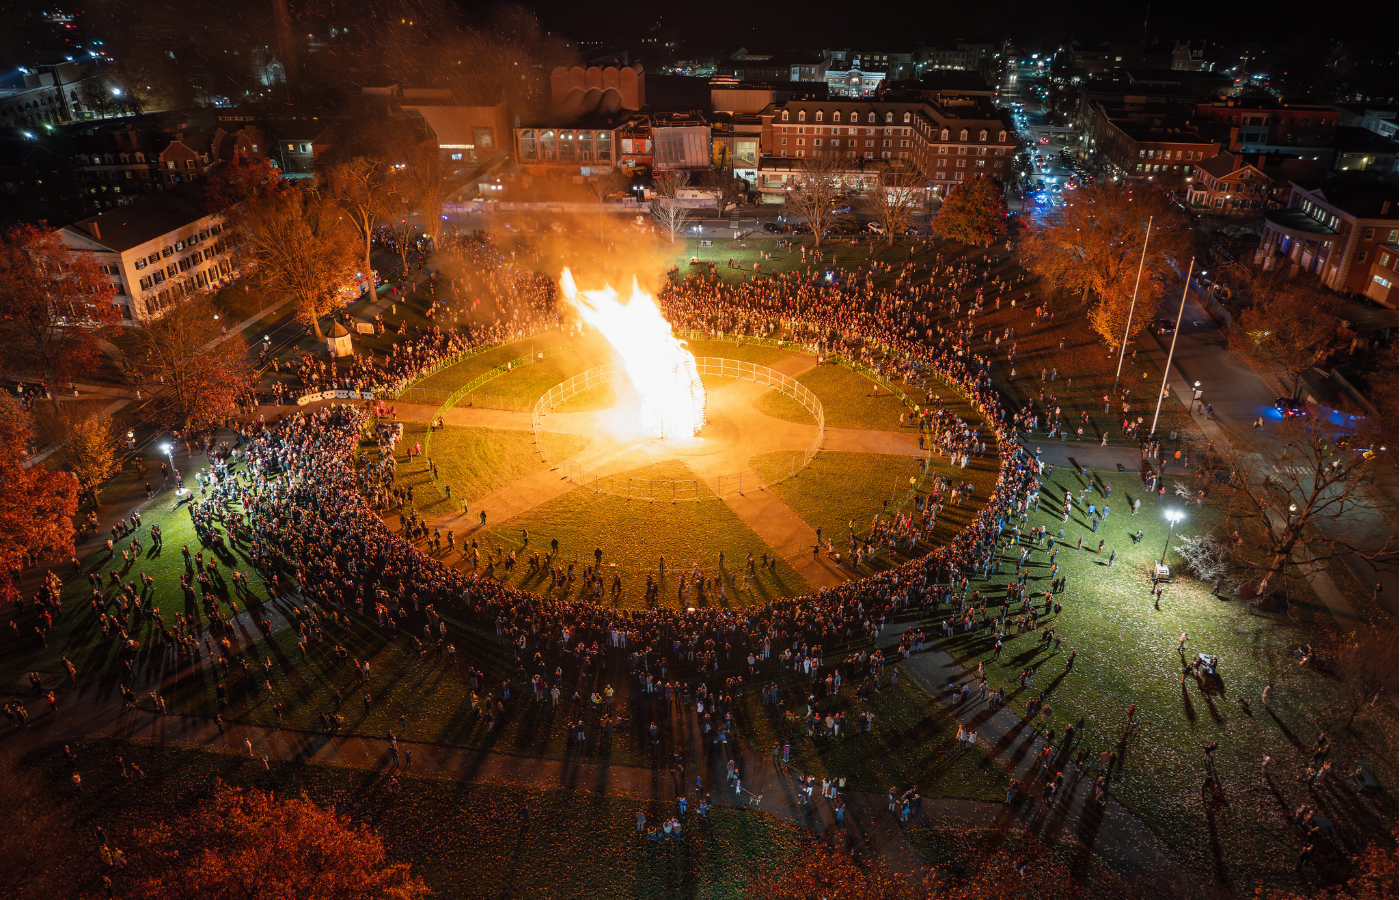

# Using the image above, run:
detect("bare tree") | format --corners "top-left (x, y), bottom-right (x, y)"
top-left (1200, 417), bottom-right (1396, 601)
top-left (1228, 277), bottom-right (1346, 400)
top-left (698, 168), bottom-right (745, 220)
top-left (1336, 627), bottom-right (1399, 728)
top-left (402, 146), bottom-right (448, 250)
top-left (649, 172), bottom-right (692, 244)
top-left (871, 167), bottom-right (925, 246)
top-left (320, 157), bottom-right (391, 284)
top-left (785, 153), bottom-right (846, 248)
top-left (1175, 531), bottom-right (1236, 586)
top-left (583, 169), bottom-right (631, 238)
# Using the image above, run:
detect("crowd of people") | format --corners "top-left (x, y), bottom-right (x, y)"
top-left (35, 232), bottom-right (1150, 840)
top-left (147, 239), bottom-right (1061, 776)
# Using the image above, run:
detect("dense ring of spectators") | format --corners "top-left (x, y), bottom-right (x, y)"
top-left (227, 256), bottom-right (1047, 682)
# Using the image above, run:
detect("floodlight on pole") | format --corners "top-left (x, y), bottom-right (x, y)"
top-left (1162, 509), bottom-right (1184, 564)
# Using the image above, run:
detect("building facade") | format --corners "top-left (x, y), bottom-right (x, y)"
top-left (756, 97), bottom-right (1015, 198)
top-left (58, 191), bottom-right (235, 321)
top-left (1255, 175), bottom-right (1400, 302)
top-left (1365, 243), bottom-right (1398, 305)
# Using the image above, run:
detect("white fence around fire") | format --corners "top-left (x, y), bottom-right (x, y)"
top-left (531, 358), bottom-right (825, 501)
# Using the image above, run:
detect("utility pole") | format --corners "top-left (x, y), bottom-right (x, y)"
top-left (1150, 257), bottom-right (1194, 438)
top-left (1113, 215), bottom-right (1153, 394)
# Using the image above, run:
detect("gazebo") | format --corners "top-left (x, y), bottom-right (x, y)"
top-left (326, 322), bottom-right (353, 358)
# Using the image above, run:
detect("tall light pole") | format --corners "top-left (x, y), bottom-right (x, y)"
top-left (1162, 509), bottom-right (1184, 564)
top-left (1150, 257), bottom-right (1195, 438)
top-left (161, 442), bottom-right (178, 486)
top-left (1114, 215), bottom-right (1154, 395)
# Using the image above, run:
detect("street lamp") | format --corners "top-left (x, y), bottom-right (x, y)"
top-left (1162, 509), bottom-right (1184, 564)
top-left (161, 442), bottom-right (179, 485)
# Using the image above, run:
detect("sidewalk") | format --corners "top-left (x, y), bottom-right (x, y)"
top-left (1143, 322), bottom-right (1367, 631)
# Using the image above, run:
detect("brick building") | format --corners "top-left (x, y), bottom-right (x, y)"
top-left (755, 97), bottom-right (1015, 198)
top-left (1255, 172), bottom-right (1400, 302)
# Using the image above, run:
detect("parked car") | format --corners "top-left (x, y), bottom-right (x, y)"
top-left (762, 221), bottom-right (786, 234)
top-left (866, 221), bottom-right (887, 234)
top-left (1274, 397), bottom-right (1308, 417)
top-left (1154, 318), bottom-right (1177, 335)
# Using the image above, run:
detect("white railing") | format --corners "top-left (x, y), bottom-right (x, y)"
top-left (531, 358), bottom-right (825, 501)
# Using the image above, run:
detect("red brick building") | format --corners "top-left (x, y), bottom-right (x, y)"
top-left (756, 97), bottom-right (1015, 198)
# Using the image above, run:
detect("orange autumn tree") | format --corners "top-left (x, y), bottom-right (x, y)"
top-left (129, 295), bottom-right (252, 431)
top-left (0, 397), bottom-right (78, 603)
top-left (204, 150), bottom-right (293, 213)
top-left (934, 174), bottom-right (1008, 248)
top-left (745, 845), bottom-right (907, 900)
top-left (0, 225), bottom-right (120, 416)
top-left (125, 783), bottom-right (430, 900)
top-left (1268, 845), bottom-right (1397, 900)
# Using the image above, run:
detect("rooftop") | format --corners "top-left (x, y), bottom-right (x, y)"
top-left (1294, 171), bottom-right (1400, 219)
top-left (62, 189), bottom-right (212, 253)
top-left (1262, 207), bottom-right (1338, 236)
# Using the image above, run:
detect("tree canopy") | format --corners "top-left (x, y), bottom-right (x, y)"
top-left (1022, 183), bottom-right (1194, 347)
top-left (934, 174), bottom-right (1008, 248)
top-left (1228, 276), bottom-right (1346, 400)
top-left (125, 782), bottom-right (430, 900)
top-left (0, 397), bottom-right (78, 603)
top-left (233, 189), bottom-right (361, 339)
top-left (0, 225), bottom-right (120, 414)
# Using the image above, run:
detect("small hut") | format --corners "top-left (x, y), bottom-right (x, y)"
top-left (326, 322), bottom-right (353, 358)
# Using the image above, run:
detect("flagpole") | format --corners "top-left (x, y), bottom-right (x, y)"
top-left (1150, 256), bottom-right (1194, 438)
top-left (1113, 216), bottom-right (1153, 394)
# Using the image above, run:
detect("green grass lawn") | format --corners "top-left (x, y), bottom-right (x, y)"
top-left (756, 364), bottom-right (909, 431)
top-left (481, 461), bottom-right (809, 606)
top-left (930, 466), bottom-right (1397, 894)
top-left (34, 738), bottom-right (805, 900)
top-left (411, 334), bottom-right (573, 396)
top-left (755, 450), bottom-right (920, 535)
top-left (0, 460), bottom-right (286, 690)
top-left (682, 338), bottom-right (797, 367)
top-left (391, 423), bottom-right (589, 517)
top-left (462, 342), bottom-right (615, 411)
top-left (734, 672), bottom-right (1005, 800)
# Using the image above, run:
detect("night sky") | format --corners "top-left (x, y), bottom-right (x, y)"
top-left (517, 0), bottom-right (1398, 55)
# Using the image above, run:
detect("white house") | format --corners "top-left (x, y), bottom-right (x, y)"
top-left (58, 190), bottom-right (235, 322)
